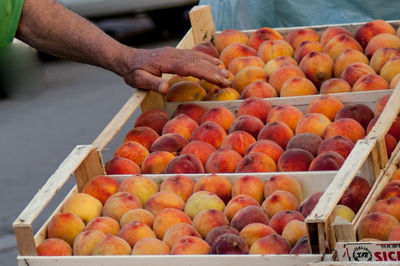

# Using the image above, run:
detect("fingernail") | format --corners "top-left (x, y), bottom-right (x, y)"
top-left (158, 81), bottom-right (169, 94)
top-left (221, 69), bottom-right (230, 78)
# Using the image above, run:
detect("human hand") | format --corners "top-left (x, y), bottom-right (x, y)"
top-left (119, 46), bottom-right (231, 94)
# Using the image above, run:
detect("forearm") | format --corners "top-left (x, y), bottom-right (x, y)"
top-left (16, 0), bottom-right (131, 76)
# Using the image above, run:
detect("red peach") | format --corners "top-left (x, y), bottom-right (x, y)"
top-left (277, 148), bottom-right (314, 172)
top-left (123, 126), bottom-right (159, 151)
top-left (205, 149), bottom-right (242, 174)
top-left (164, 154), bottom-right (205, 174)
top-left (229, 115), bottom-right (265, 139)
top-left (181, 140), bottom-right (216, 166)
top-left (245, 139), bottom-right (284, 163)
top-left (134, 109), bottom-right (168, 135)
top-left (258, 121), bottom-right (294, 150)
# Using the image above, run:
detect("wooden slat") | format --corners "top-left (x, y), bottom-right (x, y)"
top-left (140, 90), bottom-right (165, 113)
top-left (189, 5), bottom-right (216, 45)
top-left (75, 148), bottom-right (105, 192)
top-left (333, 217), bottom-right (356, 243)
top-left (14, 226), bottom-right (37, 256)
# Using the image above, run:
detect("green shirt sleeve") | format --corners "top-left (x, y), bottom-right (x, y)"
top-left (0, 0), bottom-right (25, 48)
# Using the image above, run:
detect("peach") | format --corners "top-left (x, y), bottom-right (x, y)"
top-left (215, 29), bottom-right (249, 53)
top-left (47, 213), bottom-right (85, 246)
top-left (191, 121), bottom-right (227, 149)
top-left (171, 103), bottom-right (206, 124)
top-left (228, 56), bottom-right (265, 75)
top-left (184, 191), bottom-right (225, 219)
top-left (358, 212), bottom-right (400, 240)
top-left (120, 208), bottom-right (154, 228)
top-left (290, 236), bottom-right (310, 254)
top-left (114, 141), bottom-right (149, 166)
top-left (370, 47), bottom-right (400, 73)
top-left (282, 220), bottom-right (308, 247)
top-left (352, 73), bottom-right (389, 91)
top-left (369, 197), bottom-right (400, 220)
top-left (264, 55), bottom-right (298, 76)
top-left (229, 115), bottom-right (264, 139)
top-left (205, 149), bottom-right (242, 174)
top-left (321, 26), bottom-right (353, 47)
top-left (123, 126), bottom-right (159, 151)
top-left (92, 234), bottom-right (131, 255)
top-left (144, 191), bottom-right (185, 216)
top-left (118, 221), bottom-right (156, 248)
top-left (269, 64), bottom-right (305, 94)
top-left (280, 76), bottom-right (318, 97)
top-left (341, 62), bottom-right (376, 87)
top-left (167, 75), bottom-right (200, 87)
top-left (152, 208), bottom-right (192, 239)
top-left (379, 180), bottom-right (400, 200)
top-left (73, 230), bottom-right (107, 255)
top-left (258, 121), bottom-right (294, 149)
top-left (266, 104), bottom-right (304, 133)
top-left (367, 116), bottom-right (400, 141)
top-left (193, 174), bottom-right (232, 204)
top-left (380, 56), bottom-right (400, 83)
top-left (240, 80), bottom-right (278, 99)
top-left (268, 210), bottom-right (305, 235)
top-left (277, 149), bottom-right (314, 172)
top-left (249, 233), bottom-right (291, 254)
top-left (231, 205), bottom-right (269, 232)
top-left (332, 204), bottom-right (356, 222)
top-left (37, 238), bottom-right (72, 256)
top-left (286, 133), bottom-right (322, 156)
top-left (102, 192), bottom-right (142, 222)
top-left (62, 193), bottom-right (102, 224)
top-left (162, 114), bottom-right (198, 140)
top-left (286, 28), bottom-right (320, 50)
top-left (299, 51), bottom-right (334, 88)
top-left (221, 131), bottom-right (256, 156)
top-left (181, 140), bottom-right (216, 167)
top-left (335, 104), bottom-right (374, 130)
top-left (334, 48), bottom-right (369, 78)
top-left (257, 39), bottom-right (294, 63)
top-left (140, 151), bottom-right (175, 174)
top-left (105, 157), bottom-right (140, 175)
top-left (306, 95), bottom-right (344, 121)
top-left (134, 109), bottom-right (168, 135)
top-left (323, 118), bottom-right (366, 143)
top-left (150, 133), bottom-right (188, 155)
top-left (164, 154), bottom-right (205, 174)
top-left (201, 106), bottom-right (235, 132)
top-left (390, 73), bottom-right (400, 89)
top-left (210, 233), bottom-right (249, 254)
top-left (219, 43), bottom-right (257, 67)
top-left (245, 139), bottom-right (284, 163)
top-left (237, 96), bottom-right (272, 124)
top-left (118, 175), bottom-right (158, 205)
top-left (82, 175), bottom-right (119, 205)
top-left (166, 81), bottom-right (207, 102)
top-left (339, 176), bottom-right (372, 213)
top-left (192, 209), bottom-right (229, 238)
top-left (385, 134), bottom-right (398, 158)
top-left (298, 192), bottom-right (323, 217)
top-left (318, 135), bottom-right (354, 159)
top-left (320, 78), bottom-right (352, 94)
top-left (323, 34), bottom-right (363, 61)
top-left (205, 225), bottom-right (240, 246)
top-left (309, 151), bottom-right (345, 171)
top-left (295, 113), bottom-right (331, 137)
top-left (170, 236), bottom-right (210, 255)
top-left (248, 27), bottom-right (284, 51)
top-left (160, 175), bottom-right (195, 202)
top-left (262, 190), bottom-right (300, 218)
top-left (207, 87), bottom-right (241, 101)
top-left (132, 238), bottom-right (170, 255)
top-left (389, 226), bottom-right (400, 241)
top-left (231, 66), bottom-right (268, 94)
top-left (240, 223), bottom-right (276, 246)
top-left (293, 40), bottom-right (323, 63)
top-left (264, 175), bottom-right (303, 202)
top-left (192, 41), bottom-right (219, 58)
top-left (391, 168), bottom-right (400, 180)
top-left (235, 152), bottom-right (277, 173)
top-left (365, 33), bottom-right (400, 58)
top-left (232, 175), bottom-right (265, 203)
top-left (86, 216), bottom-right (120, 236)
top-left (163, 223), bottom-right (202, 248)
top-left (224, 194), bottom-right (260, 221)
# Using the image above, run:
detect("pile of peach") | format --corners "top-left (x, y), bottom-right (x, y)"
top-left (357, 168), bottom-right (400, 241)
top-left (165, 19), bottom-right (400, 102)
top-left (105, 93), bottom-right (399, 175)
top-left (37, 173), bottom-right (371, 256)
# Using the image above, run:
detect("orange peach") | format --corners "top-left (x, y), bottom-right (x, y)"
top-left (132, 238), bottom-right (170, 255)
top-left (191, 121), bottom-right (227, 149)
top-left (379, 180), bottom-right (400, 200)
top-left (355, 20), bottom-right (397, 48)
top-left (239, 223), bottom-right (276, 246)
top-left (105, 157), bottom-right (141, 175)
top-left (37, 238), bottom-right (72, 256)
top-left (264, 55), bottom-right (298, 76)
top-left (205, 149), bottom-right (242, 174)
top-left (82, 175), bottom-right (119, 205)
top-left (73, 230), bottom-right (107, 255)
top-left (265, 175), bottom-right (303, 202)
top-left (160, 174), bottom-right (195, 202)
top-left (232, 175), bottom-right (265, 203)
top-left (47, 212), bottom-right (85, 246)
top-left (119, 208), bottom-right (154, 228)
top-left (334, 48), bottom-right (369, 78)
top-left (150, 133), bottom-right (188, 155)
top-left (231, 205), bottom-right (269, 232)
top-left (306, 95), bottom-right (344, 121)
top-left (282, 220), bottom-right (308, 247)
top-left (286, 28), bottom-right (320, 50)
top-left (323, 34), bottom-right (363, 61)
top-left (86, 216), bottom-right (120, 235)
top-left (299, 51), bottom-right (334, 88)
top-left (339, 176), bottom-right (371, 213)
top-left (380, 56), bottom-right (400, 83)
top-left (144, 191), bottom-right (185, 216)
top-left (117, 221), bottom-right (156, 248)
top-left (62, 193), bottom-right (103, 224)
top-left (207, 87), bottom-right (241, 101)
top-left (240, 80), bottom-right (278, 99)
top-left (221, 131), bottom-right (256, 156)
top-left (293, 40), bottom-right (323, 63)
top-left (114, 141), bottom-right (149, 166)
top-left (228, 56), bottom-right (265, 75)
top-left (369, 197), bottom-right (400, 221)
top-left (163, 223), bottom-right (202, 248)
top-left (390, 73), bottom-right (400, 89)
top-left (123, 126), bottom-right (159, 151)
top-left (268, 64), bottom-right (305, 94)
top-left (152, 208), bottom-right (192, 239)
top-left (164, 154), bottom-right (205, 174)
top-left (166, 81), bottom-right (207, 102)
top-left (257, 39), bottom-right (294, 63)
top-left (391, 168), bottom-right (400, 180)
top-left (309, 151), bottom-right (345, 171)
top-left (215, 29), bottom-right (249, 53)
top-left (245, 139), bottom-right (284, 163)
top-left (184, 191), bottom-right (226, 219)
top-left (171, 103), bottom-right (206, 124)
top-left (298, 191), bottom-right (323, 217)
top-left (290, 235), bottom-right (310, 254)
top-left (323, 118), bottom-right (366, 143)
top-left (192, 41), bottom-right (219, 58)
top-left (162, 114), bottom-right (198, 140)
top-left (224, 194), bottom-right (260, 221)
top-left (193, 174), bottom-right (232, 204)
top-left (134, 109), bottom-right (168, 135)
top-left (389, 226), bottom-right (400, 241)
top-left (262, 190), bottom-right (300, 218)
top-left (249, 233), bottom-right (291, 254)
top-left (320, 78), bottom-right (352, 94)
top-left (92, 234), bottom-right (131, 255)
top-left (280, 76), bottom-right (318, 97)
top-left (167, 75), bottom-right (200, 87)
top-left (140, 151), bottom-right (175, 174)
top-left (341, 62), bottom-right (376, 86)
top-left (231, 66), bottom-right (268, 94)
top-left (352, 73), bottom-right (389, 91)
top-left (321, 26), bottom-right (353, 47)
top-left (258, 121), bottom-right (294, 149)
top-left (358, 212), bottom-right (399, 241)
top-left (235, 152), bottom-right (277, 173)
top-left (170, 236), bottom-right (210, 255)
top-left (219, 43), bottom-right (257, 67)
top-left (370, 47), bottom-right (400, 73)
top-left (286, 133), bottom-right (323, 156)
top-left (201, 106), bottom-right (235, 132)
top-left (295, 113), bottom-right (332, 137)
top-left (229, 115), bottom-right (264, 139)
top-left (317, 135), bottom-right (354, 159)
top-left (248, 27), bottom-right (284, 51)
top-left (181, 140), bottom-right (216, 166)
top-left (365, 33), bottom-right (400, 58)
top-left (118, 175), bottom-right (159, 205)
top-left (277, 148), bottom-right (314, 172)
top-left (237, 96), bottom-right (272, 124)
top-left (268, 210), bottom-right (305, 235)
top-left (209, 233), bottom-right (249, 254)
top-left (335, 104), bottom-right (374, 130)
top-left (102, 192), bottom-right (142, 222)
top-left (205, 225), bottom-right (240, 246)
top-left (192, 209), bottom-right (229, 238)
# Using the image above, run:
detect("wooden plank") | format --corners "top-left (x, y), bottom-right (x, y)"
top-left (140, 90), bottom-right (165, 113)
top-left (14, 226), bottom-right (37, 256)
top-left (189, 5), bottom-right (216, 45)
top-left (75, 148), bottom-right (105, 192)
top-left (333, 217), bottom-right (356, 243)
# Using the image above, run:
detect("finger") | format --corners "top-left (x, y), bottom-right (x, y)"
top-left (126, 69), bottom-right (169, 94)
top-left (183, 61), bottom-right (231, 87)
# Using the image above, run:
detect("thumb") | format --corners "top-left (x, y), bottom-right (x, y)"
top-left (126, 69), bottom-right (169, 94)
